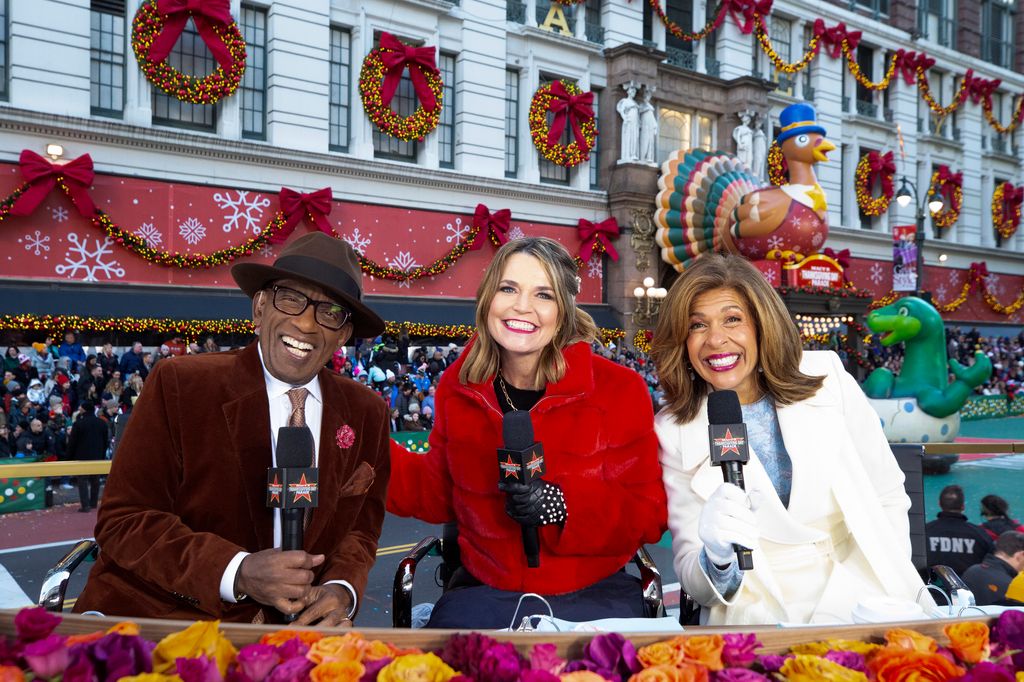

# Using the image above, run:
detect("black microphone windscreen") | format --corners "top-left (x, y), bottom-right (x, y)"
top-left (502, 410), bottom-right (534, 450)
top-left (707, 390), bottom-right (743, 424)
top-left (277, 426), bottom-right (314, 467)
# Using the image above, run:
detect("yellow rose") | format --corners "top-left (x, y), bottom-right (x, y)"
top-left (307, 634), bottom-right (365, 665)
top-left (377, 653), bottom-right (457, 682)
top-left (781, 655), bottom-right (869, 682)
top-left (151, 621), bottom-right (237, 677)
top-left (364, 640), bottom-right (401, 661)
top-left (681, 635), bottom-right (724, 671)
top-left (637, 642), bottom-right (687, 668)
top-left (790, 639), bottom-right (881, 656)
top-left (118, 675), bottom-right (182, 682)
top-left (885, 628), bottom-right (937, 653)
top-left (106, 621), bottom-right (141, 636)
top-left (1016, 672), bottom-right (1024, 682)
top-left (943, 621), bottom-right (990, 664)
top-left (310, 660), bottom-right (366, 682)
top-left (560, 673), bottom-right (608, 682)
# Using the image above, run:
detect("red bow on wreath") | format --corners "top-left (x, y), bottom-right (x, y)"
top-left (149, 0), bottom-right (235, 70)
top-left (868, 151), bottom-right (895, 196)
top-left (935, 166), bottom-right (962, 207)
top-left (823, 247), bottom-right (851, 269)
top-left (896, 50), bottom-right (935, 86)
top-left (468, 203), bottom-right (511, 250)
top-left (724, 0), bottom-right (773, 34)
top-left (378, 32), bottom-right (440, 112)
top-left (546, 82), bottom-right (595, 150)
top-left (965, 72), bottom-right (1001, 105)
top-left (270, 187), bottom-right (334, 245)
top-left (813, 21), bottom-right (860, 59)
top-left (577, 217), bottom-right (620, 262)
top-left (969, 261), bottom-right (989, 281)
top-left (11, 150), bottom-right (96, 219)
top-left (1002, 183), bottom-right (1024, 223)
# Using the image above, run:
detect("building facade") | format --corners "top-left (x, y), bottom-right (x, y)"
top-left (0, 0), bottom-right (1021, 339)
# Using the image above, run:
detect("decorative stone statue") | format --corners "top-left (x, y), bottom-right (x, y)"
top-left (638, 87), bottom-right (658, 164)
top-left (732, 111), bottom-right (754, 169)
top-left (751, 113), bottom-right (768, 181)
top-left (616, 83), bottom-right (640, 163)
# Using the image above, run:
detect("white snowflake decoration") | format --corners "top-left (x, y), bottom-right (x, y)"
top-left (767, 235), bottom-right (784, 251)
top-left (178, 217), bottom-right (207, 245)
top-left (51, 206), bottom-right (69, 223)
top-left (260, 244), bottom-right (275, 259)
top-left (869, 263), bottom-right (884, 284)
top-left (761, 266), bottom-right (778, 286)
top-left (134, 222), bottom-right (163, 247)
top-left (55, 232), bottom-right (125, 282)
top-left (444, 217), bottom-right (469, 244)
top-left (213, 190), bottom-right (271, 235)
top-left (935, 284), bottom-right (948, 302)
top-left (507, 226), bottom-right (526, 241)
top-left (587, 256), bottom-right (602, 279)
top-left (342, 228), bottom-right (372, 254)
top-left (984, 273), bottom-right (1003, 297)
top-left (387, 251), bottom-right (421, 289)
top-left (20, 230), bottom-right (51, 256)
top-left (947, 270), bottom-right (961, 287)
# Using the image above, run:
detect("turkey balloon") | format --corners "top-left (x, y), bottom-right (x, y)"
top-left (655, 103), bottom-right (835, 271)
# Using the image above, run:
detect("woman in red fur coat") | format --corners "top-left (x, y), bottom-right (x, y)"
top-left (388, 237), bottom-right (667, 628)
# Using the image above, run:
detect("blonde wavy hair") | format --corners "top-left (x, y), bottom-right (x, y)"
top-left (459, 237), bottom-right (597, 387)
top-left (651, 252), bottom-right (824, 424)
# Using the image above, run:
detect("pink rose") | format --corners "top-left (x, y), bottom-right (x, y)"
top-left (237, 644), bottom-right (280, 682)
top-left (14, 607), bottom-right (62, 643)
top-left (336, 425), bottom-right (355, 449)
top-left (23, 635), bottom-right (69, 679)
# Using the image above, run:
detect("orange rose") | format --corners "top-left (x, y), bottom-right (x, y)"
top-left (637, 642), bottom-right (687, 668)
top-left (65, 631), bottom-right (105, 647)
top-left (682, 635), bottom-right (724, 671)
top-left (310, 660), bottom-right (365, 682)
top-left (107, 621), bottom-right (141, 636)
top-left (363, 640), bottom-right (401, 661)
top-left (0, 666), bottom-right (24, 682)
top-left (944, 621), bottom-right (990, 664)
top-left (867, 647), bottom-right (966, 681)
top-left (307, 634), bottom-right (365, 665)
top-left (885, 629), bottom-right (937, 653)
top-left (781, 655), bottom-right (868, 682)
top-left (561, 674), bottom-right (609, 682)
top-left (628, 662), bottom-right (708, 682)
top-left (260, 629), bottom-right (324, 647)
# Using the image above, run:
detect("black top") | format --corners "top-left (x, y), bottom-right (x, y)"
top-left (925, 511), bottom-right (994, 574)
top-left (493, 376), bottom-right (545, 414)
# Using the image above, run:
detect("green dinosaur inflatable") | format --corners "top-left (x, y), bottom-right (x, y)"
top-left (862, 296), bottom-right (992, 419)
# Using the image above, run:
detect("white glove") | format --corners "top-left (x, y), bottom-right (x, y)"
top-left (698, 482), bottom-right (760, 567)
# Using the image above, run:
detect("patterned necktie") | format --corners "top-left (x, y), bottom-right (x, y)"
top-left (287, 387), bottom-right (308, 427)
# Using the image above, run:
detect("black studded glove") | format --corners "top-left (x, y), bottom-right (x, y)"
top-left (499, 478), bottom-right (567, 527)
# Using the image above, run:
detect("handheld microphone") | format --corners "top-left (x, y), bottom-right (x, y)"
top-left (707, 390), bottom-right (754, 571)
top-left (498, 410), bottom-right (546, 568)
top-left (267, 426), bottom-right (318, 621)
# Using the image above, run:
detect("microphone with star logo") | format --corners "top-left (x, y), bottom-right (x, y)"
top-left (497, 410), bottom-right (545, 568)
top-left (707, 390), bottom-right (754, 571)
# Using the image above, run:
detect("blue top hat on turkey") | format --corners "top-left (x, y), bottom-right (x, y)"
top-left (776, 103), bottom-right (826, 145)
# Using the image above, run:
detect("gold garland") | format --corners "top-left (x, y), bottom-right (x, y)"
top-left (870, 267), bottom-right (1024, 316)
top-left (982, 94), bottom-right (1024, 135)
top-left (992, 182), bottom-right (1022, 241)
top-left (918, 69), bottom-right (970, 117)
top-left (632, 328), bottom-right (653, 354)
top-left (843, 44), bottom-right (899, 91)
top-left (767, 141), bottom-right (787, 186)
top-left (928, 170), bottom-right (963, 232)
top-left (754, 17), bottom-right (821, 74)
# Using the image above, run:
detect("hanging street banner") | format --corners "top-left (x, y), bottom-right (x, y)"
top-left (893, 224), bottom-right (918, 292)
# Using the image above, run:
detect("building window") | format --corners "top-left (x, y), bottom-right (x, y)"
top-left (769, 17), bottom-right (793, 94)
top-left (538, 76), bottom-right (570, 185)
top-left (373, 35), bottom-right (417, 161)
top-left (0, 0), bottom-right (7, 100)
top-left (918, 0), bottom-right (955, 48)
top-left (438, 52), bottom-right (456, 168)
top-left (657, 108), bottom-right (691, 163)
top-left (90, 0), bottom-right (125, 117)
top-left (981, 0), bottom-right (1014, 69)
top-left (855, 46), bottom-right (877, 117)
top-left (240, 5), bottom-right (266, 139)
top-left (665, 0), bottom-right (694, 68)
top-left (584, 0), bottom-right (603, 43)
top-left (853, 0), bottom-right (889, 17)
top-left (152, 17), bottom-right (216, 130)
top-left (505, 70), bottom-right (519, 178)
top-left (697, 114), bottom-right (713, 150)
top-left (537, 0), bottom-right (575, 28)
top-left (642, 0), bottom-right (653, 44)
top-left (329, 27), bottom-right (351, 152)
top-left (589, 88), bottom-right (600, 189)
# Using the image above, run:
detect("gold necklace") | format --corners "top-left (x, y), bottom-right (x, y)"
top-left (497, 372), bottom-right (518, 411)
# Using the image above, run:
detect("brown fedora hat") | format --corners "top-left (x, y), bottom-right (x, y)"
top-left (231, 232), bottom-right (385, 338)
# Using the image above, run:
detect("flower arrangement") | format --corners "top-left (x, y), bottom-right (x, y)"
top-left (131, 0), bottom-right (247, 105)
top-left (4, 607), bottom-right (1024, 682)
top-left (928, 166), bottom-right (964, 233)
top-left (992, 181), bottom-right (1023, 241)
top-left (529, 80), bottom-right (597, 169)
top-left (358, 33), bottom-right (443, 142)
top-left (855, 151), bottom-right (895, 217)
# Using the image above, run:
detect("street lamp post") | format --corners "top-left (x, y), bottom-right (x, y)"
top-left (895, 176), bottom-right (944, 299)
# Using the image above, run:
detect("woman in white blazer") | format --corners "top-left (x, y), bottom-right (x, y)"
top-left (651, 253), bottom-right (927, 625)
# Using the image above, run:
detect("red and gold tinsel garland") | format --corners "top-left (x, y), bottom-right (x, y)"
top-left (754, 16), bottom-right (821, 74)
top-left (633, 328), bottom-right (653, 354)
top-left (992, 182), bottom-right (1023, 241)
top-left (767, 141), bottom-right (788, 186)
top-left (528, 80), bottom-right (597, 168)
top-left (870, 263), bottom-right (1024, 316)
top-left (844, 45), bottom-right (899, 92)
top-left (918, 69), bottom-right (970, 117)
top-left (131, 0), bottom-right (247, 105)
top-left (855, 151), bottom-right (895, 217)
top-left (647, 0), bottom-right (728, 41)
top-left (358, 39), bottom-right (443, 142)
top-left (982, 93), bottom-right (1024, 135)
top-left (0, 314), bottom-right (626, 345)
top-left (928, 167), bottom-right (963, 232)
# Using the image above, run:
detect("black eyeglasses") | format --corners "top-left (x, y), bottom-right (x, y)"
top-left (269, 285), bottom-right (351, 330)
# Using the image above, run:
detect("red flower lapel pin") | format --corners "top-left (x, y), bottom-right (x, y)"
top-left (336, 425), bottom-right (355, 449)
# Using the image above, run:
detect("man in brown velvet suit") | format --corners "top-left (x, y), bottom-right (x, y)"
top-left (76, 233), bottom-right (390, 625)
